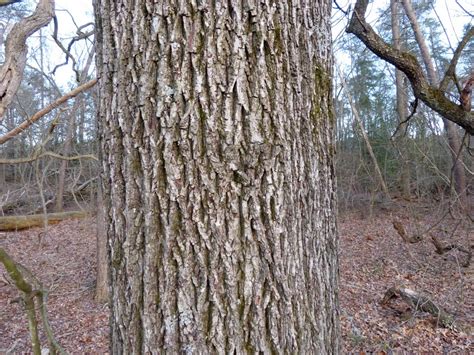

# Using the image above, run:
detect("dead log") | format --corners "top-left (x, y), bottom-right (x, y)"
top-left (431, 235), bottom-right (471, 267)
top-left (0, 211), bottom-right (91, 231)
top-left (381, 286), bottom-right (454, 328)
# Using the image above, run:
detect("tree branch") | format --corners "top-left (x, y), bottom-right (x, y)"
top-left (0, 0), bottom-right (55, 120)
top-left (439, 27), bottom-right (474, 93)
top-left (0, 78), bottom-right (97, 145)
top-left (0, 151), bottom-right (98, 164)
top-left (346, 0), bottom-right (474, 135)
top-left (381, 286), bottom-right (455, 328)
top-left (0, 247), bottom-right (41, 354)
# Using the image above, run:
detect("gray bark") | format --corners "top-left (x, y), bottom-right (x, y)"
top-left (95, 178), bottom-right (109, 303)
top-left (95, 0), bottom-right (338, 353)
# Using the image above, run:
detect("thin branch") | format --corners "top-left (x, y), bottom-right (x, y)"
top-left (391, 98), bottom-right (418, 139)
top-left (439, 27), bottom-right (474, 93)
top-left (0, 151), bottom-right (98, 164)
top-left (455, 0), bottom-right (473, 19)
top-left (51, 16), bottom-right (95, 81)
top-left (333, 0), bottom-right (348, 16)
top-left (0, 78), bottom-right (97, 145)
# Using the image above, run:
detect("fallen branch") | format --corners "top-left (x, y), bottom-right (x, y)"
top-left (0, 211), bottom-right (91, 231)
top-left (431, 235), bottom-right (471, 267)
top-left (0, 151), bottom-right (98, 164)
top-left (381, 286), bottom-right (455, 328)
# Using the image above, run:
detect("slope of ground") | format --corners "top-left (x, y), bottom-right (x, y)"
top-left (0, 218), bottom-right (109, 353)
top-left (339, 206), bottom-right (473, 352)
top-left (0, 207), bottom-right (472, 352)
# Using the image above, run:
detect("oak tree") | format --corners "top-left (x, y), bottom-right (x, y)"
top-left (94, 0), bottom-right (339, 352)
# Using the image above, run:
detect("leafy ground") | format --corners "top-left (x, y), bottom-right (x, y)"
top-left (0, 204), bottom-right (472, 353)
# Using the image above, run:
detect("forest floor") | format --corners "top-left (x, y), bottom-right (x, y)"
top-left (0, 202), bottom-right (472, 353)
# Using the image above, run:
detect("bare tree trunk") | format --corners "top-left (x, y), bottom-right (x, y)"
top-left (56, 51), bottom-right (94, 212)
top-left (95, 0), bottom-right (339, 353)
top-left (402, 0), bottom-right (466, 205)
top-left (55, 113), bottom-right (75, 212)
top-left (391, 0), bottom-right (411, 198)
top-left (338, 69), bottom-right (390, 199)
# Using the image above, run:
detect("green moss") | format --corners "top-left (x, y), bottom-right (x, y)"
top-left (130, 153), bottom-right (142, 175)
top-left (310, 64), bottom-right (334, 140)
top-left (274, 27), bottom-right (283, 54)
top-left (198, 105), bottom-right (207, 122)
top-left (111, 244), bottom-right (123, 269)
top-left (171, 205), bottom-right (182, 235)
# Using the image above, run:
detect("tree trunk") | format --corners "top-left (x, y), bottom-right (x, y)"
top-left (338, 69), bottom-right (390, 199)
top-left (95, 0), bottom-right (339, 353)
top-left (95, 178), bottom-right (109, 303)
top-left (56, 50), bottom-right (95, 212)
top-left (391, 0), bottom-right (411, 199)
top-left (401, 0), bottom-right (466, 205)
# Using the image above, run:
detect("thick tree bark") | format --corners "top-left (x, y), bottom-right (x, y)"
top-left (95, 0), bottom-right (338, 353)
top-left (95, 179), bottom-right (109, 303)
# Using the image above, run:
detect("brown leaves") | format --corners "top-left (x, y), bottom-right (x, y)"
top-left (339, 209), bottom-right (472, 353)
top-left (0, 218), bottom-right (109, 353)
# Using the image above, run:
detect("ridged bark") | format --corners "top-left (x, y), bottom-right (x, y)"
top-left (94, 0), bottom-right (338, 353)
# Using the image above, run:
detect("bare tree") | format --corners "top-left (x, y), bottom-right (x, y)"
top-left (400, 0), bottom-right (467, 205)
top-left (55, 49), bottom-right (95, 212)
top-left (391, 0), bottom-right (412, 198)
